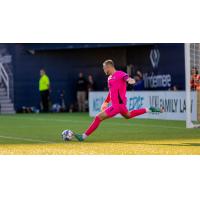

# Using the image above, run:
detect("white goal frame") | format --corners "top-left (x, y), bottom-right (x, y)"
top-left (185, 43), bottom-right (200, 128)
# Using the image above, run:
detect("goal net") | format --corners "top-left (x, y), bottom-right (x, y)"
top-left (185, 43), bottom-right (200, 128)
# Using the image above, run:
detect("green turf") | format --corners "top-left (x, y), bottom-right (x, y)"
top-left (0, 113), bottom-right (200, 154)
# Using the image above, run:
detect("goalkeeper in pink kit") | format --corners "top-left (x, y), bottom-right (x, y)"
top-left (75, 59), bottom-right (163, 141)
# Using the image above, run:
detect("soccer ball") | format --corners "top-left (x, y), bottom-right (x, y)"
top-left (61, 130), bottom-right (74, 141)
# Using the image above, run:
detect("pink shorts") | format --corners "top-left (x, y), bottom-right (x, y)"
top-left (105, 104), bottom-right (128, 118)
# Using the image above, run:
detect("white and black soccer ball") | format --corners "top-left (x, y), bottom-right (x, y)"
top-left (61, 130), bottom-right (74, 141)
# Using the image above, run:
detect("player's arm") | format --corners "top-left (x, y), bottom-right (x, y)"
top-left (101, 92), bottom-right (110, 111)
top-left (126, 77), bottom-right (136, 85)
top-left (123, 74), bottom-right (136, 85)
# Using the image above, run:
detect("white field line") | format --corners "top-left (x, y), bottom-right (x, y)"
top-left (0, 135), bottom-right (55, 144)
top-left (0, 116), bottom-right (186, 130)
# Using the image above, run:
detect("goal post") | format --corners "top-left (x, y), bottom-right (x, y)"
top-left (185, 43), bottom-right (200, 128)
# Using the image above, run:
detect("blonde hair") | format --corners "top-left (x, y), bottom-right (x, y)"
top-left (103, 59), bottom-right (114, 67)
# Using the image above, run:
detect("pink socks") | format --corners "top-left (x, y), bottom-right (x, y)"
top-left (85, 116), bottom-right (102, 136)
top-left (129, 108), bottom-right (147, 118)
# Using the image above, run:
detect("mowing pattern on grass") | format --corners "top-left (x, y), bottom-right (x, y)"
top-left (0, 113), bottom-right (200, 155)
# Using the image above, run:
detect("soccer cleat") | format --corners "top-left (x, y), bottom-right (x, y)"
top-left (149, 106), bottom-right (164, 113)
top-left (74, 133), bottom-right (84, 142)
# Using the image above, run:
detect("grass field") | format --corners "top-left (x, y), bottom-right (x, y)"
top-left (0, 113), bottom-right (200, 154)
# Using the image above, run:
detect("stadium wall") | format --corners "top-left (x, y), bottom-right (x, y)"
top-left (12, 44), bottom-right (127, 111)
top-left (0, 43), bottom-right (185, 111)
top-left (126, 44), bottom-right (185, 90)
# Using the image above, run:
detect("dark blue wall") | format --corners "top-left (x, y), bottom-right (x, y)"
top-left (1, 43), bottom-right (185, 110)
top-left (13, 44), bottom-right (127, 110)
top-left (126, 43), bottom-right (185, 90)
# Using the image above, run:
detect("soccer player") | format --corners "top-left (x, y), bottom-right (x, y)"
top-left (75, 59), bottom-right (163, 141)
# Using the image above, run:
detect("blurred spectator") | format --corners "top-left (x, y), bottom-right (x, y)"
top-left (76, 72), bottom-right (87, 112)
top-left (133, 73), bottom-right (144, 91)
top-left (39, 69), bottom-right (50, 112)
top-left (86, 75), bottom-right (95, 109)
top-left (127, 71), bottom-right (132, 91)
top-left (191, 67), bottom-right (200, 91)
top-left (169, 85), bottom-right (178, 91)
top-left (191, 67), bottom-right (196, 90)
top-left (87, 75), bottom-right (95, 91)
top-left (136, 70), bottom-right (143, 79)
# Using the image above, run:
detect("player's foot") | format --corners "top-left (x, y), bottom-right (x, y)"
top-left (149, 106), bottom-right (164, 113)
top-left (74, 133), bottom-right (84, 142)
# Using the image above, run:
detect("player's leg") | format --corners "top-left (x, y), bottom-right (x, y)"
top-left (74, 106), bottom-right (119, 141)
top-left (120, 105), bottom-right (163, 119)
top-left (74, 111), bottom-right (109, 141)
top-left (120, 104), bottom-right (147, 119)
top-left (83, 111), bottom-right (109, 137)
top-left (121, 108), bottom-right (148, 119)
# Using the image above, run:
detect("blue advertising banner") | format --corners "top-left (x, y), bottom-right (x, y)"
top-left (89, 91), bottom-right (197, 121)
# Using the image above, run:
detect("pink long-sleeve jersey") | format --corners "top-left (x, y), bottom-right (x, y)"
top-left (107, 70), bottom-right (129, 105)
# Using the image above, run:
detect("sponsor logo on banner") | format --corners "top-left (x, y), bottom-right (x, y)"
top-left (92, 97), bottom-right (105, 112)
top-left (128, 96), bottom-right (144, 110)
top-left (89, 91), bottom-right (197, 121)
top-left (149, 95), bottom-right (194, 113)
top-left (150, 48), bottom-right (160, 69)
top-left (142, 48), bottom-right (172, 89)
top-left (143, 73), bottom-right (171, 89)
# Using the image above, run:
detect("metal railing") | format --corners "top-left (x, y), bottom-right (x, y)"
top-left (0, 63), bottom-right (9, 98)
